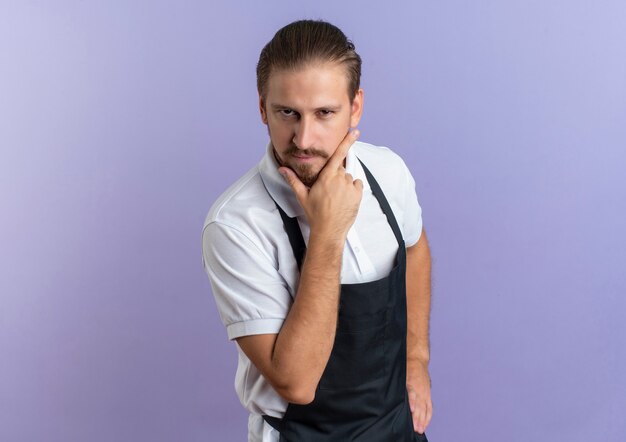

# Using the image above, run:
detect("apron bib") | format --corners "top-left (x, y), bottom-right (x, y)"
top-left (263, 158), bottom-right (429, 442)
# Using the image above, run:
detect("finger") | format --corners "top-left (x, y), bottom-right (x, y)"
top-left (417, 404), bottom-right (427, 433)
top-left (279, 167), bottom-right (308, 204)
top-left (326, 128), bottom-right (360, 170)
top-left (354, 178), bottom-right (363, 190)
top-left (417, 400), bottom-right (430, 433)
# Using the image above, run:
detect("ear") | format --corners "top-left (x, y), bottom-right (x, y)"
top-left (349, 88), bottom-right (364, 128)
top-left (259, 95), bottom-right (268, 125)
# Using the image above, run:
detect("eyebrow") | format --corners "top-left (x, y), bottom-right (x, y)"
top-left (270, 103), bottom-right (343, 112)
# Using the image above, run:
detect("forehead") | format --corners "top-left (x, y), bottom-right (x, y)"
top-left (266, 61), bottom-right (349, 110)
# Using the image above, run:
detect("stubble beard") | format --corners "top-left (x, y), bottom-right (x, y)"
top-left (290, 163), bottom-right (319, 188)
top-left (273, 147), bottom-right (326, 188)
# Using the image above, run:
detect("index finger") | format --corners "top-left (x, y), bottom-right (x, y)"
top-left (326, 128), bottom-right (360, 170)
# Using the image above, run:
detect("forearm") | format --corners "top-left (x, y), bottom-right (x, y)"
top-left (406, 231), bottom-right (432, 368)
top-left (271, 230), bottom-right (345, 401)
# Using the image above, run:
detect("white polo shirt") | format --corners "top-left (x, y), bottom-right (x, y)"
top-left (202, 139), bottom-right (423, 442)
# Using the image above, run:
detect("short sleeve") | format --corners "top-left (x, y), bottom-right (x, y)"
top-left (202, 221), bottom-right (292, 340)
top-left (401, 161), bottom-right (423, 248)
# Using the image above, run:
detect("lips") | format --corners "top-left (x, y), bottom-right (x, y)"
top-left (292, 153), bottom-right (317, 161)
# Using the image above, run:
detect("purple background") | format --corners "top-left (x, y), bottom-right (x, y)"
top-left (2, 1), bottom-right (625, 441)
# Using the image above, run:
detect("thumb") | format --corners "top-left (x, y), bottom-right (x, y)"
top-left (278, 167), bottom-right (308, 203)
top-left (407, 386), bottom-right (416, 413)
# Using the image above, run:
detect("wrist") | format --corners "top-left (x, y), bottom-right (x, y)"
top-left (309, 227), bottom-right (347, 248)
top-left (407, 354), bottom-right (430, 367)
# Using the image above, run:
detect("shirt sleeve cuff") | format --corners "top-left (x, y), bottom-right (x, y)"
top-left (226, 318), bottom-right (285, 340)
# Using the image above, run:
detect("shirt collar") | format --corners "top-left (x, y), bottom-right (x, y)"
top-left (258, 139), bottom-right (370, 218)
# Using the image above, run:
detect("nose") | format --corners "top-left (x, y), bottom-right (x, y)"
top-left (292, 116), bottom-right (317, 150)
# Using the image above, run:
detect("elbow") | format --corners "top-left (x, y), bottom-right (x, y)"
top-left (268, 357), bottom-right (317, 404)
top-left (276, 384), bottom-right (316, 405)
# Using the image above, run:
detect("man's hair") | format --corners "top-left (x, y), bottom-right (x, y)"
top-left (256, 19), bottom-right (362, 107)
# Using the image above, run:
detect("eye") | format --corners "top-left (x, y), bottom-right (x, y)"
top-left (279, 109), bottom-right (297, 117)
top-left (319, 110), bottom-right (334, 117)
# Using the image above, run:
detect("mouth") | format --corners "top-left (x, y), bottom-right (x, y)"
top-left (291, 153), bottom-right (318, 162)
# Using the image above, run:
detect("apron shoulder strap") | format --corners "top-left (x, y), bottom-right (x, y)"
top-left (357, 157), bottom-right (404, 247)
top-left (275, 203), bottom-right (306, 271)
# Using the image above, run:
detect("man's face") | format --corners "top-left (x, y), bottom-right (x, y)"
top-left (259, 61), bottom-right (363, 187)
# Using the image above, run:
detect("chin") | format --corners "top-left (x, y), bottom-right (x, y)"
top-left (293, 168), bottom-right (319, 188)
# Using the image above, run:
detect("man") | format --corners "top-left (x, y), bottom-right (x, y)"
top-left (202, 19), bottom-right (432, 441)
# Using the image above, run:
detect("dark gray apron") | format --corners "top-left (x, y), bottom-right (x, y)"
top-left (263, 158), bottom-right (429, 441)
